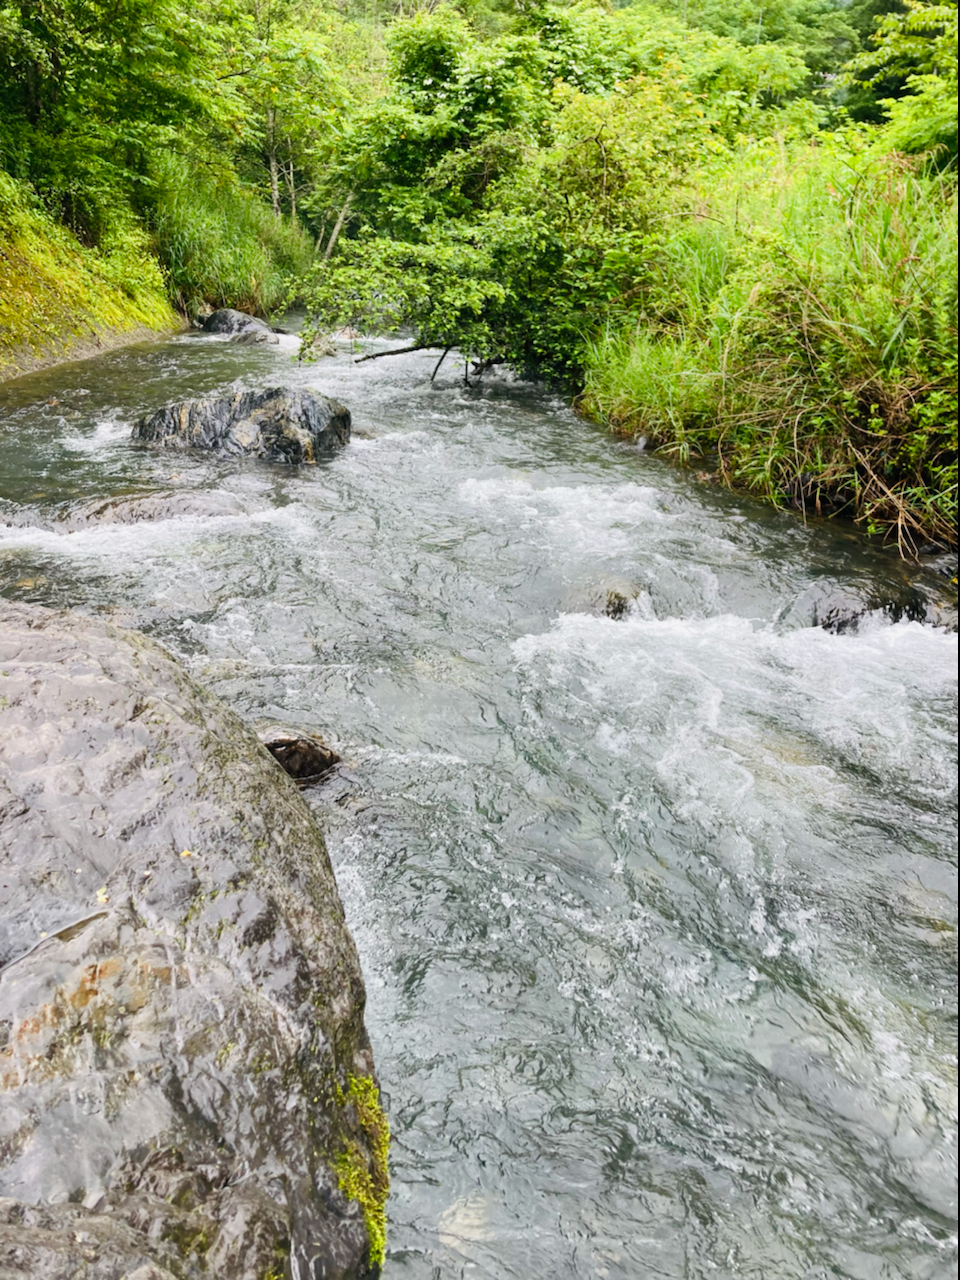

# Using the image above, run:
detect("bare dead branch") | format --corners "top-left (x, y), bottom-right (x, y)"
top-left (354, 344), bottom-right (432, 364)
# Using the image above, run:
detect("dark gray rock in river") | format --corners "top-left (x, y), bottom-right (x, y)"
top-left (201, 309), bottom-right (273, 338)
top-left (0, 601), bottom-right (387, 1280)
top-left (132, 386), bottom-right (351, 463)
top-left (258, 723), bottom-right (342, 783)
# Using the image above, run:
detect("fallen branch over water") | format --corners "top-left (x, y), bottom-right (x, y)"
top-left (354, 343), bottom-right (431, 364)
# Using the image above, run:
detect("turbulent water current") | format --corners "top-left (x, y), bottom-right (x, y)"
top-left (0, 329), bottom-right (957, 1280)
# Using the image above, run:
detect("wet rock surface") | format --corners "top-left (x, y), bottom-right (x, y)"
top-left (132, 386), bottom-right (351, 463)
top-left (562, 577), bottom-right (641, 620)
top-left (778, 574), bottom-right (958, 633)
top-left (0, 1199), bottom-right (181, 1279)
top-left (0, 491), bottom-right (249, 534)
top-left (0, 601), bottom-right (384, 1280)
top-left (257, 724), bottom-right (342, 782)
top-left (199, 309), bottom-right (273, 339)
top-left (233, 329), bottom-right (280, 346)
top-left (60, 490), bottom-right (248, 529)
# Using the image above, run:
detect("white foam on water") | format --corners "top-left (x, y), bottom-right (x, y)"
top-left (60, 411), bottom-right (133, 454)
top-left (512, 610), bottom-right (957, 1179)
top-left (459, 476), bottom-right (670, 559)
top-left (0, 504), bottom-right (309, 563)
top-left (180, 607), bottom-right (272, 665)
top-left (513, 611), bottom-right (958, 801)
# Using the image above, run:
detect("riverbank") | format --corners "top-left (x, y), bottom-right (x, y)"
top-left (0, 319), bottom-right (188, 383)
top-left (0, 173), bottom-right (181, 384)
top-left (577, 145), bottom-right (959, 558)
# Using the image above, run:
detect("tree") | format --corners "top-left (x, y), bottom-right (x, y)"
top-left (846, 0), bottom-right (958, 157)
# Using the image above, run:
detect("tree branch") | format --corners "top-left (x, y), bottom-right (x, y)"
top-left (354, 344), bottom-right (431, 363)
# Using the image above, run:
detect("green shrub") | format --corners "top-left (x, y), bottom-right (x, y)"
top-left (580, 137), bottom-right (958, 550)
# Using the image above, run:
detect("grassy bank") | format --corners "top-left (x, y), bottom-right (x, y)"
top-left (0, 167), bottom-right (316, 382)
top-left (146, 156), bottom-right (315, 319)
top-left (578, 141), bottom-right (958, 554)
top-left (0, 173), bottom-right (178, 380)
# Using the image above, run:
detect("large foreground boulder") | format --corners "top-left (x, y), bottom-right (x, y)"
top-left (133, 387), bottom-right (351, 463)
top-left (0, 602), bottom-right (387, 1280)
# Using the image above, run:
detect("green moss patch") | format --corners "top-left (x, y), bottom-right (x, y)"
top-left (0, 173), bottom-right (177, 381)
top-left (334, 1073), bottom-right (390, 1272)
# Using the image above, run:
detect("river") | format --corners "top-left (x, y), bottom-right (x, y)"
top-left (0, 328), bottom-right (956, 1280)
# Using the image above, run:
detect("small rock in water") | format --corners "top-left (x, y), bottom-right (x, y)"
top-left (258, 723), bottom-right (341, 781)
top-left (132, 386), bottom-right (351, 464)
top-left (563, 576), bottom-right (640, 620)
top-left (233, 328), bottom-right (280, 346)
top-left (604, 590), bottom-right (629, 619)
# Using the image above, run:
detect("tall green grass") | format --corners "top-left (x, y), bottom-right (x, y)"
top-left (146, 156), bottom-right (315, 316)
top-left (580, 138), bottom-right (958, 551)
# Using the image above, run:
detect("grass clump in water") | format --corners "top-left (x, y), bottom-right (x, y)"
top-left (579, 139), bottom-right (958, 553)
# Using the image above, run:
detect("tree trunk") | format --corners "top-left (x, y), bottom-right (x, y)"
top-left (266, 107), bottom-right (281, 218)
top-left (284, 158), bottom-right (296, 220)
top-left (323, 195), bottom-right (354, 261)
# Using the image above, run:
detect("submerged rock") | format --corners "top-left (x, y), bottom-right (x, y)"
top-left (778, 577), bottom-right (952, 633)
top-left (257, 723), bottom-right (342, 782)
top-left (233, 329), bottom-right (280, 347)
top-left (132, 386), bottom-right (351, 463)
top-left (562, 577), bottom-right (641, 620)
top-left (58, 490), bottom-right (248, 529)
top-left (0, 601), bottom-right (387, 1280)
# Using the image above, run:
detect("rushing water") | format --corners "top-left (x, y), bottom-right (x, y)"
top-left (0, 330), bottom-right (957, 1280)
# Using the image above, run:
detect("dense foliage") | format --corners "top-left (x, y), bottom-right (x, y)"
top-left (0, 0), bottom-right (956, 548)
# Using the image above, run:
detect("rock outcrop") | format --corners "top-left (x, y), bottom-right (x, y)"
top-left (132, 387), bottom-right (351, 463)
top-left (0, 601), bottom-right (387, 1280)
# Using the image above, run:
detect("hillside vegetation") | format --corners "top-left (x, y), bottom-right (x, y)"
top-left (0, 0), bottom-right (956, 550)
top-left (0, 170), bottom-right (177, 376)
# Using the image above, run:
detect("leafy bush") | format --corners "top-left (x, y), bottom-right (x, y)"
top-left (845, 0), bottom-right (958, 159)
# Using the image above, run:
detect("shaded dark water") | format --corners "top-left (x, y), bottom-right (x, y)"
top-left (1, 330), bottom-right (957, 1279)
